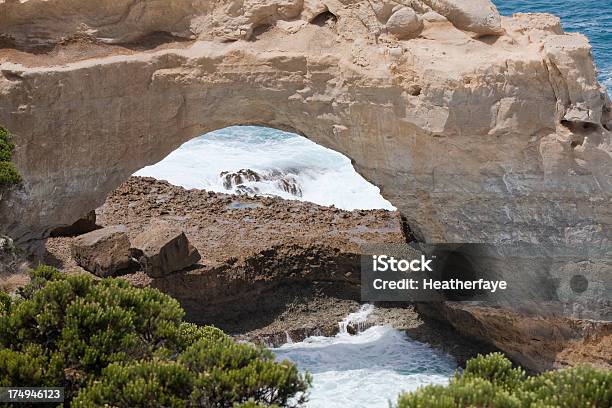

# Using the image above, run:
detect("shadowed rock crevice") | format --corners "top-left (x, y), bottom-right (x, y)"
top-left (310, 10), bottom-right (338, 27)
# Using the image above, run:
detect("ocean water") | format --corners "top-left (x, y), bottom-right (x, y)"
top-left (493, 0), bottom-right (612, 93)
top-left (273, 305), bottom-right (457, 408)
top-left (135, 126), bottom-right (395, 210)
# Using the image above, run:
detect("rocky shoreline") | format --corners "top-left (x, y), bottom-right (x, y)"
top-left (42, 176), bottom-right (491, 365)
top-left (0, 175), bottom-right (601, 372)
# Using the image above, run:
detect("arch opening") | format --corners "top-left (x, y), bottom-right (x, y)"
top-left (134, 125), bottom-right (395, 211)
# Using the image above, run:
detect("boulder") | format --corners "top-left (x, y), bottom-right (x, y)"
top-left (386, 7), bottom-right (423, 40)
top-left (71, 225), bottom-right (131, 277)
top-left (422, 0), bottom-right (504, 35)
top-left (131, 221), bottom-right (200, 278)
top-left (50, 210), bottom-right (98, 237)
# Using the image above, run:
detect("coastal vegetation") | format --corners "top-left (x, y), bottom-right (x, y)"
top-left (397, 352), bottom-right (611, 407)
top-left (0, 266), bottom-right (310, 407)
top-left (0, 126), bottom-right (20, 186)
top-left (0, 265), bottom-right (610, 407)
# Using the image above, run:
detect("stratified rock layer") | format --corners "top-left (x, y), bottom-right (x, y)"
top-left (1, 1), bottom-right (609, 254)
top-left (0, 1), bottom-right (610, 370)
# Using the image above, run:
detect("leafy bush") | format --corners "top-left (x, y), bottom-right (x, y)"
top-left (397, 353), bottom-right (611, 408)
top-left (0, 127), bottom-right (14, 162)
top-left (0, 266), bottom-right (310, 407)
top-left (462, 352), bottom-right (526, 390)
top-left (0, 126), bottom-right (20, 186)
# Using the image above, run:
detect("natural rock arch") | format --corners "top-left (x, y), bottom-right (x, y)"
top-left (1, 0), bottom-right (611, 373)
top-left (0, 0), bottom-right (610, 253)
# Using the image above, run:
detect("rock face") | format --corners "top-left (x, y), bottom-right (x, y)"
top-left (131, 221), bottom-right (201, 277)
top-left (220, 169), bottom-right (303, 197)
top-left (0, 1), bottom-right (611, 370)
top-left (421, 0), bottom-right (504, 35)
top-left (417, 302), bottom-right (612, 372)
top-left (71, 225), bottom-right (131, 276)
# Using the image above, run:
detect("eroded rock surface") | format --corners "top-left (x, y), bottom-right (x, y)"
top-left (0, 1), bottom-right (609, 257)
top-left (417, 302), bottom-right (612, 372)
top-left (44, 177), bottom-right (610, 371)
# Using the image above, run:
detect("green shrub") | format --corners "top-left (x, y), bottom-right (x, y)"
top-left (181, 337), bottom-right (309, 407)
top-left (0, 162), bottom-right (20, 186)
top-left (0, 291), bottom-right (10, 314)
top-left (0, 127), bottom-right (14, 162)
top-left (462, 352), bottom-right (526, 390)
top-left (397, 353), bottom-right (611, 408)
top-left (521, 365), bottom-right (612, 408)
top-left (72, 360), bottom-right (194, 408)
top-left (0, 266), bottom-right (309, 406)
top-left (0, 126), bottom-right (20, 186)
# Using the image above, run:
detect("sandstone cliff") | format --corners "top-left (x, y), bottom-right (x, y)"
top-left (0, 0), bottom-right (610, 371)
top-left (1, 0), bottom-right (610, 249)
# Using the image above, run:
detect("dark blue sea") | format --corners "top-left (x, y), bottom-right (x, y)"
top-left (493, 0), bottom-right (612, 94)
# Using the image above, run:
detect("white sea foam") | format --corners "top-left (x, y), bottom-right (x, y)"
top-left (273, 305), bottom-right (456, 408)
top-left (134, 126), bottom-right (395, 211)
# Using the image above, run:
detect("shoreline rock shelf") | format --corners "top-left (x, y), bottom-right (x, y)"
top-left (46, 177), bottom-right (611, 372)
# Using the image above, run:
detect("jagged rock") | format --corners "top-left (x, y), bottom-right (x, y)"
top-left (50, 210), bottom-right (98, 237)
top-left (221, 169), bottom-right (262, 189)
top-left (131, 221), bottom-right (201, 278)
top-left (220, 169), bottom-right (303, 197)
top-left (71, 225), bottom-right (131, 276)
top-left (543, 34), bottom-right (606, 124)
top-left (302, 0), bottom-right (330, 23)
top-left (386, 7), bottom-right (423, 40)
top-left (275, 176), bottom-right (302, 197)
